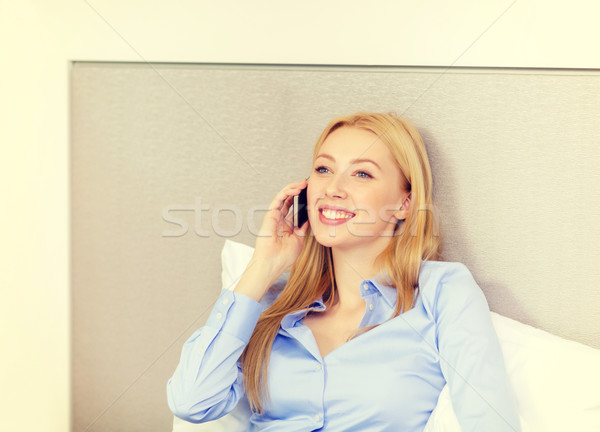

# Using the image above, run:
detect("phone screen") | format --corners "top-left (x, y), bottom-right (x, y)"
top-left (293, 186), bottom-right (308, 228)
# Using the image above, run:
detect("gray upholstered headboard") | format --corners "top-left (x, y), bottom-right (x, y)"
top-left (71, 63), bottom-right (600, 431)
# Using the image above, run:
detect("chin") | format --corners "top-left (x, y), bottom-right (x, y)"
top-left (311, 226), bottom-right (342, 245)
top-left (313, 235), bottom-right (343, 249)
top-left (312, 224), bottom-right (394, 250)
top-left (311, 227), bottom-right (359, 249)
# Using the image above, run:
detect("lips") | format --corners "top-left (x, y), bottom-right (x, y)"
top-left (318, 205), bottom-right (356, 224)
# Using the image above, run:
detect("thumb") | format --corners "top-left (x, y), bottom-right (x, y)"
top-left (294, 221), bottom-right (310, 237)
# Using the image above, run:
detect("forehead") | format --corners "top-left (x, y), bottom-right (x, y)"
top-left (317, 126), bottom-right (393, 161)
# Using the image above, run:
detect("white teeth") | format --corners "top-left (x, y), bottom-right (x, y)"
top-left (322, 209), bottom-right (354, 220)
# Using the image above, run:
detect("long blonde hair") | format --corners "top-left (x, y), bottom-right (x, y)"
top-left (240, 112), bottom-right (441, 413)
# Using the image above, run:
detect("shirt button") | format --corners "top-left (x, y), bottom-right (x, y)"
top-left (315, 414), bottom-right (321, 422)
top-left (216, 313), bottom-right (223, 319)
top-left (222, 298), bottom-right (229, 305)
top-left (315, 363), bottom-right (322, 371)
top-left (369, 304), bottom-right (373, 311)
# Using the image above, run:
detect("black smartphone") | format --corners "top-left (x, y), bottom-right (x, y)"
top-left (293, 185), bottom-right (308, 228)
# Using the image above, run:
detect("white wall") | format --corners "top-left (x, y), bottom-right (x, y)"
top-left (1, 1), bottom-right (599, 430)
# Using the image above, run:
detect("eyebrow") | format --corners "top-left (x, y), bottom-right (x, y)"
top-left (315, 154), bottom-right (382, 171)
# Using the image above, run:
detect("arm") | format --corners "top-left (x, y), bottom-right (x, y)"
top-left (166, 258), bottom-right (278, 423)
top-left (167, 178), bottom-right (309, 422)
top-left (166, 289), bottom-right (261, 423)
top-left (434, 263), bottom-right (521, 432)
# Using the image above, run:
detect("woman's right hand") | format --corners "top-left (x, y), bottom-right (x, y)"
top-left (233, 179), bottom-right (310, 302)
top-left (253, 178), bottom-right (310, 275)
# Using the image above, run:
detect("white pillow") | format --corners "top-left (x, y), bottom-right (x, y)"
top-left (174, 239), bottom-right (600, 432)
top-left (490, 311), bottom-right (600, 431)
top-left (424, 312), bottom-right (600, 432)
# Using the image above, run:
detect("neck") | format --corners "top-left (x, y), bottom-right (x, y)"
top-left (329, 237), bottom-right (391, 310)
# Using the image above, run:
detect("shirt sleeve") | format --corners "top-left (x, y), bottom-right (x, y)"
top-left (166, 289), bottom-right (263, 423)
top-left (433, 263), bottom-right (521, 432)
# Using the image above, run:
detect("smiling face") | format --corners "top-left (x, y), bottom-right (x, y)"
top-left (307, 126), bottom-right (410, 250)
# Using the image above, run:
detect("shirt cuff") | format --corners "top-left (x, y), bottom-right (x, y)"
top-left (205, 289), bottom-right (263, 343)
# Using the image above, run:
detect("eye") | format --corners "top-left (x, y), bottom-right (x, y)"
top-left (356, 170), bottom-right (372, 179)
top-left (314, 166), bottom-right (329, 174)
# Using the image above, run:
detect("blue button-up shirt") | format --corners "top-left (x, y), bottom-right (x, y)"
top-left (167, 261), bottom-right (521, 431)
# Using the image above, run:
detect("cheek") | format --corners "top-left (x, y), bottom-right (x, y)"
top-left (306, 187), bottom-right (319, 220)
top-left (356, 192), bottom-right (399, 221)
top-left (306, 185), bottom-right (322, 209)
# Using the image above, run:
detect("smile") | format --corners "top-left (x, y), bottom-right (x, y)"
top-left (318, 207), bottom-right (356, 226)
top-left (321, 208), bottom-right (354, 220)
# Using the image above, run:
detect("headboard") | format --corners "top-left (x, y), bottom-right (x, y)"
top-left (71, 63), bottom-right (600, 431)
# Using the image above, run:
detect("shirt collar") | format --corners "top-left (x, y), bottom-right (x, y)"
top-left (280, 298), bottom-right (326, 329)
top-left (280, 271), bottom-right (398, 329)
top-left (361, 270), bottom-right (397, 309)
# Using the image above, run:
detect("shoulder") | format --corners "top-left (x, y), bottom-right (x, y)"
top-left (419, 260), bottom-right (473, 287)
top-left (419, 260), bottom-right (478, 298)
top-left (418, 261), bottom-right (489, 318)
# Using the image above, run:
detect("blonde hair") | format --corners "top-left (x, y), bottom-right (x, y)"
top-left (240, 112), bottom-right (441, 413)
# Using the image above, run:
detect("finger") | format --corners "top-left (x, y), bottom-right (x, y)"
top-left (293, 220), bottom-right (310, 237)
top-left (283, 205), bottom-right (294, 232)
top-left (281, 194), bottom-right (294, 216)
top-left (268, 185), bottom-right (305, 211)
top-left (279, 204), bottom-right (295, 236)
top-left (271, 188), bottom-right (300, 210)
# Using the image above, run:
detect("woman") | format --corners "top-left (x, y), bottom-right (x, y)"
top-left (167, 112), bottom-right (521, 431)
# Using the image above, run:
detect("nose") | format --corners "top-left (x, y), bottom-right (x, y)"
top-left (324, 173), bottom-right (348, 200)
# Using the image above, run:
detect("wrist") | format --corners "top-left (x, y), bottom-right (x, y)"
top-left (233, 255), bottom-right (283, 302)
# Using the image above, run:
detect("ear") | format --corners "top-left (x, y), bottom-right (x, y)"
top-left (394, 193), bottom-right (411, 221)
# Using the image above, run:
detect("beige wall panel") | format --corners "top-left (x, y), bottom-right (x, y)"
top-left (71, 63), bottom-right (600, 431)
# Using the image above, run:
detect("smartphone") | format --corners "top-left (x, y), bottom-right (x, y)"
top-left (293, 185), bottom-right (308, 228)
